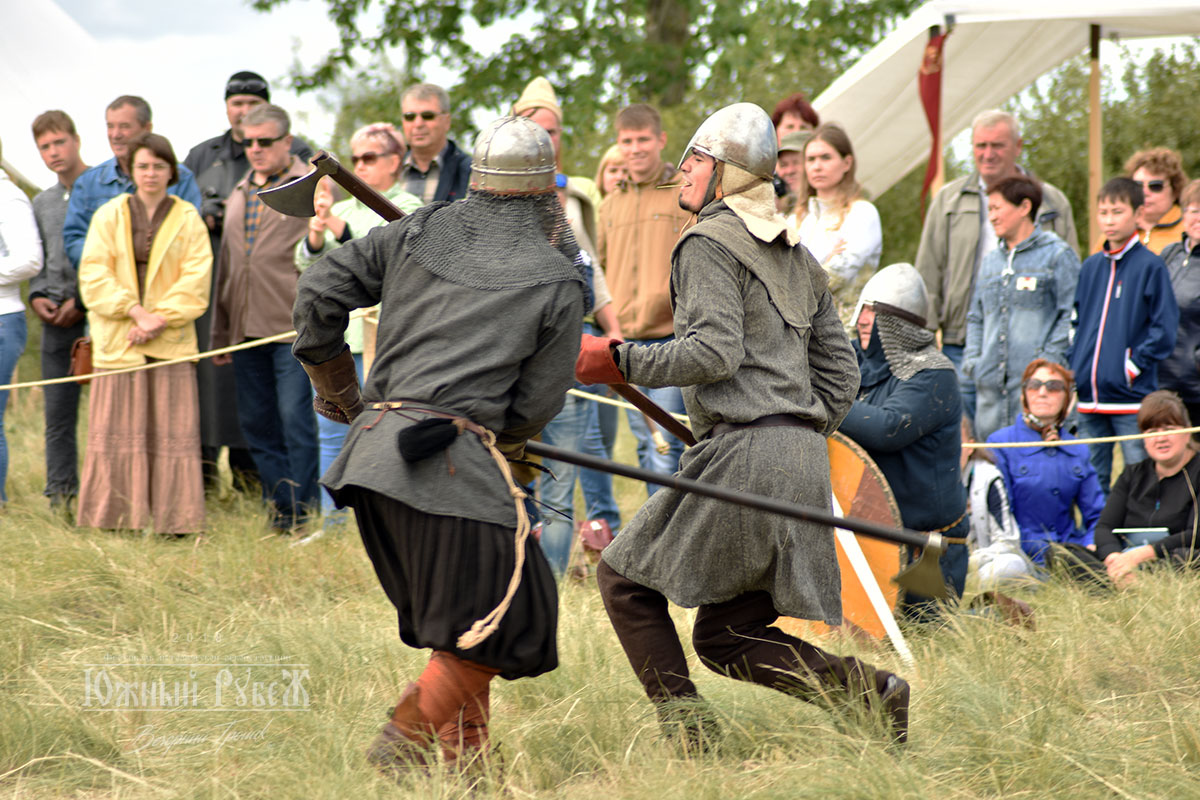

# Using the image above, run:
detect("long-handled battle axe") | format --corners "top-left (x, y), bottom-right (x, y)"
top-left (262, 152), bottom-right (949, 599)
top-left (261, 152), bottom-right (695, 446)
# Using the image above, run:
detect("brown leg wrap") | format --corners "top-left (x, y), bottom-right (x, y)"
top-left (367, 651), bottom-right (500, 778)
top-left (692, 590), bottom-right (909, 744)
top-left (437, 682), bottom-right (490, 764)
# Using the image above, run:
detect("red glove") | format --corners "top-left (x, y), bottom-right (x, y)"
top-left (575, 334), bottom-right (625, 385)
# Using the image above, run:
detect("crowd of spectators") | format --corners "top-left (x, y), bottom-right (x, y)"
top-left (4, 75), bottom-right (1199, 596)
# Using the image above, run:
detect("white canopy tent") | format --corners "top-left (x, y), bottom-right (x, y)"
top-left (812, 0), bottom-right (1200, 200)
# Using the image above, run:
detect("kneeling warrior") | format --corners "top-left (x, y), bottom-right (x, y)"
top-left (576, 103), bottom-right (910, 745)
top-left (292, 116), bottom-right (588, 772)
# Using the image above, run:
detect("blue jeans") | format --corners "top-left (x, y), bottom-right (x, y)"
top-left (942, 343), bottom-right (976, 423)
top-left (232, 341), bottom-right (320, 528)
top-left (41, 318), bottom-right (86, 497)
top-left (577, 323), bottom-right (621, 531)
top-left (625, 337), bottom-right (685, 495)
top-left (578, 386), bottom-right (621, 529)
top-left (0, 311), bottom-right (27, 503)
top-left (1078, 411), bottom-right (1146, 494)
top-left (538, 392), bottom-right (589, 577)
top-left (315, 353), bottom-right (364, 519)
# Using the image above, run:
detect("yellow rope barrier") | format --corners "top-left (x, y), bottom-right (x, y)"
top-left (5, 333), bottom-right (1193, 453)
top-left (0, 309), bottom-right (375, 392)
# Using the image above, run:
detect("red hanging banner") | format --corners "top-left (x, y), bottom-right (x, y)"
top-left (919, 30), bottom-right (949, 213)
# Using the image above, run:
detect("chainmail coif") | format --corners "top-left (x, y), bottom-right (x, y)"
top-left (875, 312), bottom-right (954, 381)
top-left (404, 191), bottom-right (592, 310)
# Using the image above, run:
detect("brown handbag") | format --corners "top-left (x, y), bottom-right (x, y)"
top-left (69, 336), bottom-right (93, 385)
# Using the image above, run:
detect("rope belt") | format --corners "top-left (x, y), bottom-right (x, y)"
top-left (366, 401), bottom-right (529, 651)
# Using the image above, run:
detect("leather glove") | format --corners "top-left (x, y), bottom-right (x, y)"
top-left (575, 334), bottom-right (625, 385)
top-left (301, 346), bottom-right (364, 424)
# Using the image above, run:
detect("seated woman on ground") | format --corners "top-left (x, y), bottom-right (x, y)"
top-left (1094, 390), bottom-right (1200, 586)
top-left (961, 416), bottom-right (1027, 588)
top-left (987, 359), bottom-right (1105, 570)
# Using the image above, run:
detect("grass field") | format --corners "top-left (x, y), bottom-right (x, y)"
top-left (3, 384), bottom-right (1200, 799)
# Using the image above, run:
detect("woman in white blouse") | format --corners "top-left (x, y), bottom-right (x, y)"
top-left (792, 123), bottom-right (882, 309)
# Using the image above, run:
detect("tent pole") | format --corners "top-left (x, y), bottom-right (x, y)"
top-left (1088, 24), bottom-right (1102, 249)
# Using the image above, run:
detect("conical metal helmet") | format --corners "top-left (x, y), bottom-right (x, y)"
top-left (469, 116), bottom-right (557, 194)
top-left (854, 263), bottom-right (930, 329)
top-left (678, 103), bottom-right (777, 181)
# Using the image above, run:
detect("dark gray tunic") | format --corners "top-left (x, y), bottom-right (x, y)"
top-left (603, 203), bottom-right (860, 622)
top-left (291, 208), bottom-right (585, 527)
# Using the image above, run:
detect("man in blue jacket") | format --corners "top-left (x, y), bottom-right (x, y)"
top-left (63, 96), bottom-right (202, 270)
top-left (1069, 177), bottom-right (1178, 491)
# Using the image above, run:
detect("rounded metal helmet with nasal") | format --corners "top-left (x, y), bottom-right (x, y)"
top-left (469, 115), bottom-right (557, 194)
top-left (855, 263), bottom-right (930, 329)
top-left (679, 103), bottom-right (777, 181)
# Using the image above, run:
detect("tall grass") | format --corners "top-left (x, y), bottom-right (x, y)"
top-left (3, 388), bottom-right (1200, 798)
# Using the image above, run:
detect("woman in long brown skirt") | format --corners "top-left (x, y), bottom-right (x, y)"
top-left (77, 132), bottom-right (211, 534)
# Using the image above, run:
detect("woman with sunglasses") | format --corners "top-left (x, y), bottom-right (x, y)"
top-left (1157, 180), bottom-right (1200, 428)
top-left (295, 122), bottom-right (422, 521)
top-left (1109, 148), bottom-right (1189, 254)
top-left (986, 359), bottom-right (1106, 571)
top-left (1093, 390), bottom-right (1200, 586)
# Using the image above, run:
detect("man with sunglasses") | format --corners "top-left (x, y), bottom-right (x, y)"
top-left (210, 103), bottom-right (319, 532)
top-left (398, 83), bottom-right (472, 205)
top-left (183, 71), bottom-right (313, 495)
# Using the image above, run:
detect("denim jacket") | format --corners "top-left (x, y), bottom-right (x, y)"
top-left (63, 157), bottom-right (202, 269)
top-left (963, 229), bottom-right (1079, 436)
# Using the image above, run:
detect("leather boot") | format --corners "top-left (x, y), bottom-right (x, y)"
top-left (365, 683), bottom-right (436, 780)
top-left (437, 683), bottom-right (490, 767)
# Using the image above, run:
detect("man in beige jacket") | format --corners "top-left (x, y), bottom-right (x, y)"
top-left (597, 104), bottom-right (692, 487)
top-left (211, 104), bottom-right (318, 531)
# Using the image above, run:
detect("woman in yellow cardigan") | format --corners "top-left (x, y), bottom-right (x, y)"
top-left (78, 133), bottom-right (211, 534)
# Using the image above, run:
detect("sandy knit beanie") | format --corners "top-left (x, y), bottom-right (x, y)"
top-left (512, 77), bottom-right (563, 124)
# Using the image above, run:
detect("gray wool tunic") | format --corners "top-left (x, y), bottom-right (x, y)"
top-left (603, 202), bottom-right (860, 623)
top-left (291, 207), bottom-right (585, 527)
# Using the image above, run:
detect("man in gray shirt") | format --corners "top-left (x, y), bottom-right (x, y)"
top-left (292, 117), bottom-right (586, 775)
top-left (28, 110), bottom-right (89, 513)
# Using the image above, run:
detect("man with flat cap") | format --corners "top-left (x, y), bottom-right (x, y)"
top-left (184, 70), bottom-right (313, 492)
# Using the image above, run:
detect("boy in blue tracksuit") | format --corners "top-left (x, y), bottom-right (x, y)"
top-left (1068, 177), bottom-right (1178, 492)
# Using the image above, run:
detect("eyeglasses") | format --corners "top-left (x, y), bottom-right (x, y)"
top-left (1140, 179), bottom-right (1167, 193)
top-left (245, 135), bottom-right (284, 149)
top-left (226, 78), bottom-right (269, 95)
top-left (351, 152), bottom-right (393, 166)
top-left (1024, 378), bottom-right (1067, 393)
top-left (403, 111), bottom-right (445, 122)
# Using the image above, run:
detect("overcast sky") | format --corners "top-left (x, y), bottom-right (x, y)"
top-left (4, 0), bottom-right (366, 183)
top-left (3, 1), bottom-right (1191, 187)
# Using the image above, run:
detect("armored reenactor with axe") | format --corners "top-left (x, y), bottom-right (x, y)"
top-left (575, 103), bottom-right (911, 746)
top-left (289, 116), bottom-right (588, 775)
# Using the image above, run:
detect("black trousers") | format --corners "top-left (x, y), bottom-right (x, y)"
top-left (596, 560), bottom-right (894, 705)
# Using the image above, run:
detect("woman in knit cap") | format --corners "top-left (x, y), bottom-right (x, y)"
top-left (512, 76), bottom-right (625, 575)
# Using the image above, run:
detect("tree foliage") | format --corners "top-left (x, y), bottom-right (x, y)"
top-left (1013, 40), bottom-right (1200, 249)
top-left (255, 0), bottom-right (920, 175)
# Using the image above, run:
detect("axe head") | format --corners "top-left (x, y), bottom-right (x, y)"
top-left (892, 533), bottom-right (949, 599)
top-left (258, 152), bottom-right (337, 218)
